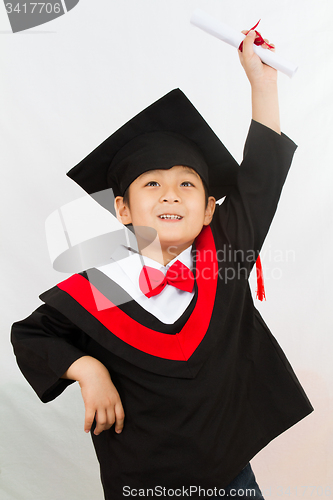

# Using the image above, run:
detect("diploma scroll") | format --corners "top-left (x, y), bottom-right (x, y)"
top-left (190, 9), bottom-right (298, 78)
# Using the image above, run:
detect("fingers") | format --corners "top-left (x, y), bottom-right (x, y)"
top-left (94, 408), bottom-right (110, 436)
top-left (114, 401), bottom-right (125, 434)
top-left (84, 407), bottom-right (96, 433)
top-left (91, 401), bottom-right (125, 436)
top-left (240, 30), bottom-right (256, 57)
top-left (240, 29), bottom-right (275, 52)
top-left (263, 38), bottom-right (275, 51)
top-left (79, 366), bottom-right (125, 436)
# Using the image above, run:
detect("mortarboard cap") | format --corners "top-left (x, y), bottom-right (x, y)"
top-left (67, 89), bottom-right (239, 212)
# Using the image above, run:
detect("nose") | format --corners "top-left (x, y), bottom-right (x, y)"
top-left (162, 196), bottom-right (179, 203)
top-left (161, 194), bottom-right (180, 203)
top-left (160, 186), bottom-right (180, 203)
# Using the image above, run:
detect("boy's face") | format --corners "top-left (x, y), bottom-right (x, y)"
top-left (115, 166), bottom-right (216, 261)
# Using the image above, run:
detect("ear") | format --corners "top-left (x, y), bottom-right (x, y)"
top-left (203, 197), bottom-right (216, 226)
top-left (114, 196), bottom-right (132, 225)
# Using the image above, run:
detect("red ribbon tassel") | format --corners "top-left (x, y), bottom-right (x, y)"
top-left (239, 20), bottom-right (274, 52)
top-left (255, 255), bottom-right (266, 301)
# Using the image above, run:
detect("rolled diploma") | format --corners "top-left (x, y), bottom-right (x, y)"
top-left (190, 9), bottom-right (298, 78)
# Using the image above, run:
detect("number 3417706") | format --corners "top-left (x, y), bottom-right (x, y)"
top-left (5, 3), bottom-right (62, 14)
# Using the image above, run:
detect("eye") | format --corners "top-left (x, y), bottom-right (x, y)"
top-left (181, 181), bottom-right (194, 187)
top-left (146, 181), bottom-right (160, 187)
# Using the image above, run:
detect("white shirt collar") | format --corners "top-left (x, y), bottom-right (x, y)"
top-left (113, 244), bottom-right (193, 290)
top-left (97, 244), bottom-right (195, 322)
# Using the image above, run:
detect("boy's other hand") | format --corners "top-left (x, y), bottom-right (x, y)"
top-left (238, 30), bottom-right (277, 90)
top-left (62, 356), bottom-right (125, 435)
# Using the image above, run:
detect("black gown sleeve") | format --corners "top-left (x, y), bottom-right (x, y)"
top-left (212, 120), bottom-right (297, 274)
top-left (11, 304), bottom-right (87, 403)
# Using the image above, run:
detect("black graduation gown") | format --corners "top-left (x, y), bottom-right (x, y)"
top-left (11, 121), bottom-right (313, 499)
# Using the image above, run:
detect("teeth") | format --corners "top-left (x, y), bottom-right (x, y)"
top-left (159, 215), bottom-right (182, 219)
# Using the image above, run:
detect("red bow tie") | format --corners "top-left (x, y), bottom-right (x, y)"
top-left (139, 260), bottom-right (194, 298)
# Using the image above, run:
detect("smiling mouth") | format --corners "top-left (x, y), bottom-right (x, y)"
top-left (158, 214), bottom-right (183, 220)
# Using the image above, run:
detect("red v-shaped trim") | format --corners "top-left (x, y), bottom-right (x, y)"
top-left (57, 226), bottom-right (218, 361)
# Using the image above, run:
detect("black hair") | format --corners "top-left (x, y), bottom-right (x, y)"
top-left (122, 186), bottom-right (130, 207)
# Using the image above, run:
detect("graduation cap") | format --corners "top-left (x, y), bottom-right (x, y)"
top-left (67, 88), bottom-right (239, 211)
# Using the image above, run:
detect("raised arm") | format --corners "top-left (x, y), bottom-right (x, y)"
top-left (239, 29), bottom-right (280, 134)
top-left (212, 30), bottom-right (297, 273)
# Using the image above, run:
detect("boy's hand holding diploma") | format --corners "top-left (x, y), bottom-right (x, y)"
top-left (239, 29), bottom-right (281, 134)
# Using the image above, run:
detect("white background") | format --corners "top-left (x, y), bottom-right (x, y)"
top-left (1, 1), bottom-right (332, 499)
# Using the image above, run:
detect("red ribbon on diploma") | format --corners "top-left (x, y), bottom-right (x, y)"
top-left (239, 20), bottom-right (274, 52)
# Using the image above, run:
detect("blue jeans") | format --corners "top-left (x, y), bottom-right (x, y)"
top-left (211, 463), bottom-right (264, 499)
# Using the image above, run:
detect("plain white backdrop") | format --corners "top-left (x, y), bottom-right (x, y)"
top-left (1, 1), bottom-right (332, 499)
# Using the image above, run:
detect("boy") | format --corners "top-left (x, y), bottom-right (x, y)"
top-left (11, 31), bottom-right (313, 499)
